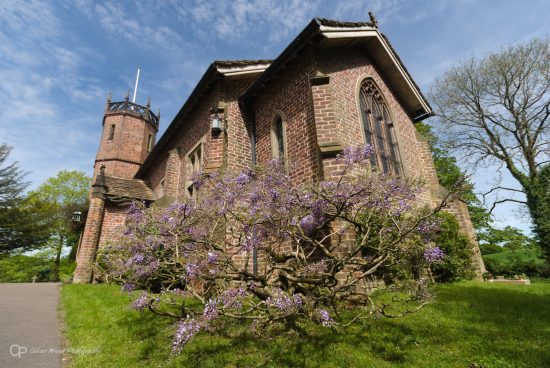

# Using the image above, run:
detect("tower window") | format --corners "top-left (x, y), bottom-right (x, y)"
top-left (358, 79), bottom-right (402, 176)
top-left (108, 124), bottom-right (115, 141)
top-left (147, 134), bottom-right (154, 152)
top-left (271, 115), bottom-right (286, 166)
top-left (186, 143), bottom-right (203, 200)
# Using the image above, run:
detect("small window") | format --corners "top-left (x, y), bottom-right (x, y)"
top-left (108, 124), bottom-right (115, 141)
top-left (185, 143), bottom-right (203, 200)
top-left (359, 79), bottom-right (402, 176)
top-left (271, 115), bottom-right (286, 166)
top-left (147, 134), bottom-right (154, 152)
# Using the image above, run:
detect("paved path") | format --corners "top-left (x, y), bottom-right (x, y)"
top-left (0, 283), bottom-right (61, 368)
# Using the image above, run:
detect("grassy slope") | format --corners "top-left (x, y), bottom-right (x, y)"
top-left (61, 281), bottom-right (550, 368)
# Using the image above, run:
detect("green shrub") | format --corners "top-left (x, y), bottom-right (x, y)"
top-left (0, 254), bottom-right (52, 282)
top-left (479, 242), bottom-right (504, 255)
top-left (483, 248), bottom-right (549, 277)
top-left (430, 212), bottom-right (476, 282)
top-left (0, 254), bottom-right (76, 282)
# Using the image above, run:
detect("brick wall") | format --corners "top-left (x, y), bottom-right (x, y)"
top-left (97, 202), bottom-right (128, 250)
top-left (252, 49), bottom-right (319, 185)
top-left (73, 196), bottom-right (105, 283)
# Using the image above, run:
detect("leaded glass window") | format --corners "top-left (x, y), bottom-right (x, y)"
top-left (359, 79), bottom-right (402, 176)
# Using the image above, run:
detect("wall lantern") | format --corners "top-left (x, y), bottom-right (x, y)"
top-left (71, 211), bottom-right (82, 223)
top-left (210, 105), bottom-right (225, 133)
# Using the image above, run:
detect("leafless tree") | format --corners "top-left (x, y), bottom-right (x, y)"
top-left (430, 37), bottom-right (550, 252)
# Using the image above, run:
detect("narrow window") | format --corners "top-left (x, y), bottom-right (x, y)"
top-left (186, 143), bottom-right (203, 200)
top-left (358, 79), bottom-right (402, 176)
top-left (108, 124), bottom-right (115, 141)
top-left (271, 115), bottom-right (286, 166)
top-left (147, 134), bottom-right (154, 152)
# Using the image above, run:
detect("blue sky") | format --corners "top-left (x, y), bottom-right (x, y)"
top-left (1, 0), bottom-right (548, 232)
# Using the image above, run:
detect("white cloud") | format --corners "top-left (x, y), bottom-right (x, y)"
top-left (173, 0), bottom-right (318, 45)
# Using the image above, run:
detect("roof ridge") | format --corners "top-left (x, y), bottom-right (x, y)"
top-left (315, 18), bottom-right (376, 28)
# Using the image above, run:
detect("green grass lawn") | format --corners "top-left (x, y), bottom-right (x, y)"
top-left (61, 281), bottom-right (550, 368)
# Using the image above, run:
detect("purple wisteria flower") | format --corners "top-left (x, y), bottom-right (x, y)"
top-left (299, 214), bottom-right (325, 236)
top-left (219, 287), bottom-right (246, 309)
top-left (265, 289), bottom-right (303, 311)
top-left (121, 283), bottom-right (136, 293)
top-left (126, 202), bottom-right (144, 222)
top-left (317, 309), bottom-right (336, 328)
top-left (337, 145), bottom-right (375, 165)
top-left (184, 263), bottom-right (201, 280)
top-left (207, 252), bottom-right (219, 264)
top-left (190, 171), bottom-right (205, 189)
top-left (202, 299), bottom-right (219, 322)
top-left (235, 170), bottom-right (253, 185)
top-left (424, 246), bottom-right (445, 263)
top-left (301, 260), bottom-right (328, 276)
top-left (172, 317), bottom-right (202, 353)
top-left (131, 292), bottom-right (149, 311)
top-left (417, 218), bottom-right (441, 235)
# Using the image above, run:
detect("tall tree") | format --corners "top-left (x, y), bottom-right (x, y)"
top-left (29, 170), bottom-right (90, 280)
top-left (430, 38), bottom-right (550, 254)
top-left (0, 144), bottom-right (51, 254)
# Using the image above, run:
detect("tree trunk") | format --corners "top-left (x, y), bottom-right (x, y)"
top-left (53, 235), bottom-right (64, 281)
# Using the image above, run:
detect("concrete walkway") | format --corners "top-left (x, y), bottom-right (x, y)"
top-left (0, 283), bottom-right (61, 368)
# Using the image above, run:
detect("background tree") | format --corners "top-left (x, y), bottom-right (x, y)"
top-left (0, 143), bottom-right (51, 254)
top-left (430, 38), bottom-right (550, 255)
top-left (29, 170), bottom-right (90, 280)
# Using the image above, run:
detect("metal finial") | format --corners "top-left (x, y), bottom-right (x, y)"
top-left (125, 90), bottom-right (130, 101)
top-left (107, 91), bottom-right (112, 102)
top-left (368, 11), bottom-right (378, 28)
top-left (157, 108), bottom-right (160, 119)
top-left (147, 96), bottom-right (151, 108)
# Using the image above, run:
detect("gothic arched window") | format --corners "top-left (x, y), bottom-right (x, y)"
top-left (359, 79), bottom-right (402, 176)
top-left (271, 115), bottom-right (287, 166)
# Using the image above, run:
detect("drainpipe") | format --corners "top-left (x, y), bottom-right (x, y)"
top-left (249, 112), bottom-right (258, 277)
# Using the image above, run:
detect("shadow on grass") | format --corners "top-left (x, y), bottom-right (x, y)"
top-left (73, 283), bottom-right (550, 367)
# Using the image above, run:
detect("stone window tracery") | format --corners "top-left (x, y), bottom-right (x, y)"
top-left (359, 79), bottom-right (402, 176)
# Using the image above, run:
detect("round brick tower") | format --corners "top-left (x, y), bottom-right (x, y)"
top-left (94, 92), bottom-right (159, 180)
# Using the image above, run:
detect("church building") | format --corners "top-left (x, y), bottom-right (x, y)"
top-left (74, 17), bottom-right (485, 283)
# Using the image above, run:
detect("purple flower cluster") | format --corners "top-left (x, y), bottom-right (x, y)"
top-left (126, 202), bottom-right (144, 222)
top-left (317, 309), bottom-right (336, 328)
top-left (337, 145), bottom-right (375, 165)
top-left (172, 317), bottom-right (202, 353)
top-left (202, 299), bottom-right (219, 322)
top-left (424, 246), bottom-right (445, 263)
top-left (184, 263), bottom-right (201, 280)
top-left (219, 287), bottom-right (246, 309)
top-left (265, 289), bottom-right (303, 311)
top-left (207, 252), bottom-right (219, 264)
top-left (235, 169), bottom-right (253, 186)
top-left (121, 283), bottom-right (136, 293)
top-left (190, 171), bottom-right (205, 190)
top-left (131, 292), bottom-right (149, 311)
top-left (301, 260), bottom-right (328, 276)
top-left (417, 218), bottom-right (441, 235)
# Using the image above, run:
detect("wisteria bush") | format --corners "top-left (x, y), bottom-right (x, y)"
top-left (96, 146), bottom-right (455, 353)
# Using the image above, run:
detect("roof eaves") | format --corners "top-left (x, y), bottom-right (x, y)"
top-left (378, 33), bottom-right (433, 120)
top-left (135, 64), bottom-right (221, 178)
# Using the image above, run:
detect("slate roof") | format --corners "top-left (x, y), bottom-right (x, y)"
top-left (104, 176), bottom-right (156, 201)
